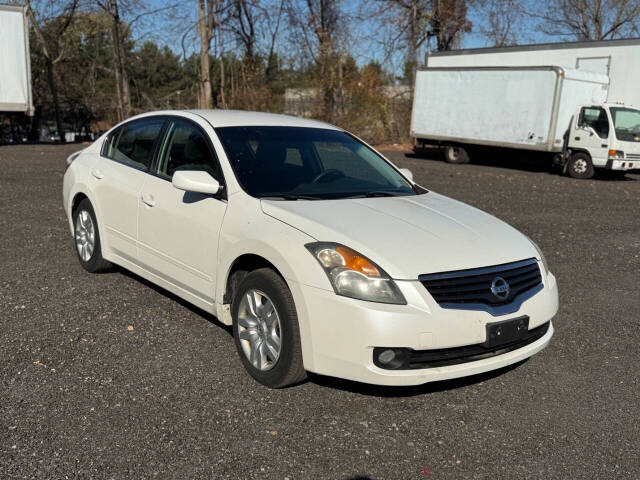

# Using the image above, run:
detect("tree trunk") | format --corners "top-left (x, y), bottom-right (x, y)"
top-left (44, 57), bottom-right (65, 143)
top-left (109, 0), bottom-right (131, 120)
top-left (197, 0), bottom-right (213, 108)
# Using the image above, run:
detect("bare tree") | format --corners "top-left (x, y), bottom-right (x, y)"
top-left (430, 0), bottom-right (472, 51)
top-left (476, 0), bottom-right (523, 46)
top-left (376, 0), bottom-right (431, 79)
top-left (287, 0), bottom-right (344, 122)
top-left (25, 0), bottom-right (79, 142)
top-left (108, 0), bottom-right (131, 119)
top-left (230, 0), bottom-right (257, 63)
top-left (376, 0), bottom-right (471, 79)
top-left (197, 0), bottom-right (216, 108)
top-left (533, 0), bottom-right (640, 40)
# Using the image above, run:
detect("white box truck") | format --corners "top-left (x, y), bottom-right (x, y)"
top-left (410, 66), bottom-right (640, 178)
top-left (0, 4), bottom-right (34, 116)
top-left (425, 37), bottom-right (640, 108)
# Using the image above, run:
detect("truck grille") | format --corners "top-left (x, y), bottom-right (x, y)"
top-left (419, 258), bottom-right (542, 307)
top-left (626, 153), bottom-right (640, 160)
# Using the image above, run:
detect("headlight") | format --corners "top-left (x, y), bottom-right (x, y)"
top-left (526, 236), bottom-right (548, 275)
top-left (608, 149), bottom-right (624, 159)
top-left (305, 242), bottom-right (406, 304)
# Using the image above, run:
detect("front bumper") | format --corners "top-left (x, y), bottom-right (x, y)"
top-left (606, 158), bottom-right (638, 170)
top-left (289, 267), bottom-right (558, 386)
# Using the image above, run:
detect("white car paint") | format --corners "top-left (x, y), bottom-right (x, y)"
top-left (63, 110), bottom-right (558, 386)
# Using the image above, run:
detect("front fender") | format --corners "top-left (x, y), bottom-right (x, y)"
top-left (215, 194), bottom-right (333, 371)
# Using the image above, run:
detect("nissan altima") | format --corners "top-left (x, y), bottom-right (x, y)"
top-left (62, 110), bottom-right (558, 388)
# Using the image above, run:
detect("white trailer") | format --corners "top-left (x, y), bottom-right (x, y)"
top-left (425, 37), bottom-right (640, 108)
top-left (411, 66), bottom-right (640, 178)
top-left (0, 4), bottom-right (34, 115)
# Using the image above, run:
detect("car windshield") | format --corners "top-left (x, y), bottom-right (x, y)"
top-left (610, 107), bottom-right (640, 142)
top-left (215, 126), bottom-right (416, 199)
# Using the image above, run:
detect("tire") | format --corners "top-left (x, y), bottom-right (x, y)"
top-left (444, 145), bottom-right (470, 164)
top-left (231, 268), bottom-right (306, 388)
top-left (567, 152), bottom-right (595, 179)
top-left (72, 198), bottom-right (112, 273)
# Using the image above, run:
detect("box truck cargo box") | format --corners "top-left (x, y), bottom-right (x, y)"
top-left (0, 4), bottom-right (34, 115)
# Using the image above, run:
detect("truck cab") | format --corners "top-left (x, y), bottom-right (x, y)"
top-left (566, 103), bottom-right (640, 178)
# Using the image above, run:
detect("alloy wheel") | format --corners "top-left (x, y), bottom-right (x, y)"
top-left (75, 210), bottom-right (95, 262)
top-left (237, 289), bottom-right (282, 371)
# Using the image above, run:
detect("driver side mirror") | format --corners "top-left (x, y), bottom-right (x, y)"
top-left (399, 168), bottom-right (413, 182)
top-left (172, 170), bottom-right (222, 195)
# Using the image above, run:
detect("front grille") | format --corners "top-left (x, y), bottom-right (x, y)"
top-left (626, 153), bottom-right (640, 160)
top-left (419, 258), bottom-right (542, 307)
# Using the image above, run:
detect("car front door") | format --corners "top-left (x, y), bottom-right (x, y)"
top-left (91, 117), bottom-right (165, 263)
top-left (137, 117), bottom-right (227, 305)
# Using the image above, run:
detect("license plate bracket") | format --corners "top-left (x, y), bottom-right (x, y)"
top-left (485, 316), bottom-right (530, 348)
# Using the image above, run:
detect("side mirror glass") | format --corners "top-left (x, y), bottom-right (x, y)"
top-left (399, 168), bottom-right (413, 182)
top-left (172, 170), bottom-right (221, 195)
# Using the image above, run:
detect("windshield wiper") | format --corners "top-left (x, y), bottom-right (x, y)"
top-left (346, 191), bottom-right (406, 199)
top-left (261, 194), bottom-right (324, 201)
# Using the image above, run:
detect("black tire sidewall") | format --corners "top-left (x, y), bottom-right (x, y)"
top-left (72, 199), bottom-right (106, 272)
top-left (568, 153), bottom-right (595, 179)
top-left (445, 146), bottom-right (470, 164)
top-left (231, 269), bottom-right (304, 388)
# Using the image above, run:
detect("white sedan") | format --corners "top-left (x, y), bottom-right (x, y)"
top-left (63, 110), bottom-right (558, 388)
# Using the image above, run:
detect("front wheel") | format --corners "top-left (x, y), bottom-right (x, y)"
top-left (232, 268), bottom-right (306, 388)
top-left (73, 198), bottom-right (112, 272)
top-left (444, 145), bottom-right (470, 164)
top-left (567, 152), bottom-right (594, 179)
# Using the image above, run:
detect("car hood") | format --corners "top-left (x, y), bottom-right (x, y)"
top-left (261, 192), bottom-right (538, 279)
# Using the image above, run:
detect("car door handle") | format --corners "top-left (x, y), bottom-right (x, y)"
top-left (91, 169), bottom-right (104, 180)
top-left (141, 193), bottom-right (156, 207)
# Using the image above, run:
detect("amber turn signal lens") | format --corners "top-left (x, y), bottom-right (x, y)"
top-left (335, 246), bottom-right (380, 277)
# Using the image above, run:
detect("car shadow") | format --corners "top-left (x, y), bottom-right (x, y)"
top-left (307, 360), bottom-right (528, 397)
top-left (408, 146), bottom-right (637, 180)
top-left (116, 266), bottom-right (233, 336)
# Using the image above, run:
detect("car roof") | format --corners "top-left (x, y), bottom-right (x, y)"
top-left (185, 109), bottom-right (341, 130)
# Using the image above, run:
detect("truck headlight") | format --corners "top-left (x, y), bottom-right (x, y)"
top-left (608, 149), bottom-right (624, 159)
top-left (305, 242), bottom-right (406, 304)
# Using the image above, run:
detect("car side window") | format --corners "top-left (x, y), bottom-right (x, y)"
top-left (157, 120), bottom-right (220, 180)
top-left (580, 107), bottom-right (609, 139)
top-left (104, 119), bottom-right (164, 170)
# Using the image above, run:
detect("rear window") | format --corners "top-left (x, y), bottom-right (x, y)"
top-left (104, 118), bottom-right (165, 170)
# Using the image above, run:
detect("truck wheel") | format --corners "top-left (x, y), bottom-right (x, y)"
top-left (568, 152), bottom-right (594, 179)
top-left (444, 146), bottom-right (470, 164)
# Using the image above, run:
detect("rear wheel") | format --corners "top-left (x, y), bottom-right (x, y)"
top-left (567, 152), bottom-right (594, 179)
top-left (444, 145), bottom-right (470, 164)
top-left (232, 268), bottom-right (306, 388)
top-left (73, 198), bottom-right (112, 272)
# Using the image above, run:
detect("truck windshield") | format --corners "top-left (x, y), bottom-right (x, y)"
top-left (215, 126), bottom-right (416, 200)
top-left (610, 107), bottom-right (640, 142)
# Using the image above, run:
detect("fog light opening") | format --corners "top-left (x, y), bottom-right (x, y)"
top-left (378, 349), bottom-right (396, 365)
top-left (373, 347), bottom-right (408, 370)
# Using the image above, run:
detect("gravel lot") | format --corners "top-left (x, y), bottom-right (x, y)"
top-left (1, 144), bottom-right (639, 479)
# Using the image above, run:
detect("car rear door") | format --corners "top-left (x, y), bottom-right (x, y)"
top-left (91, 117), bottom-right (165, 263)
top-left (137, 116), bottom-right (227, 304)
